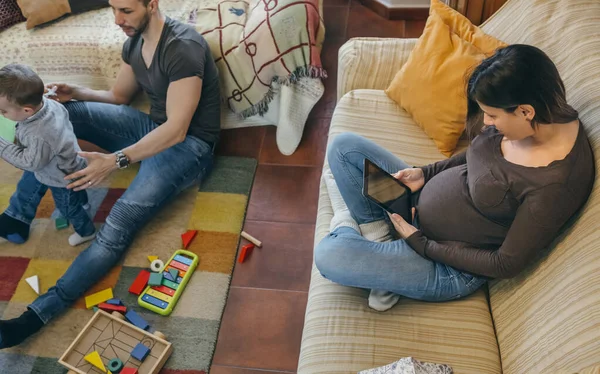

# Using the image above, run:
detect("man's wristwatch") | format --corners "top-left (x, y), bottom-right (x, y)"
top-left (115, 150), bottom-right (130, 169)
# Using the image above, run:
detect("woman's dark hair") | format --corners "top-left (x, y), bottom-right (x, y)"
top-left (465, 44), bottom-right (579, 139)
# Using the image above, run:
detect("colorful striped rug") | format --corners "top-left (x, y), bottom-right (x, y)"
top-left (0, 155), bottom-right (257, 373)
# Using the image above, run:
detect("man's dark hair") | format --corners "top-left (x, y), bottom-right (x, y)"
top-left (0, 64), bottom-right (44, 107)
top-left (465, 44), bottom-right (578, 139)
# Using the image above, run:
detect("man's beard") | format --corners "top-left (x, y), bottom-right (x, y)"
top-left (129, 12), bottom-right (151, 36)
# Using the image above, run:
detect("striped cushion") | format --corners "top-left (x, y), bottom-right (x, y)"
top-left (479, 1), bottom-right (600, 373)
top-left (298, 90), bottom-right (499, 374)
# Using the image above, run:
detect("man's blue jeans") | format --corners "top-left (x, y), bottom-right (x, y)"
top-left (315, 133), bottom-right (487, 302)
top-left (5, 173), bottom-right (95, 240)
top-left (5, 102), bottom-right (214, 323)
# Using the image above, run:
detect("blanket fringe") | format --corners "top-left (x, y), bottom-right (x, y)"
top-left (236, 65), bottom-right (328, 119)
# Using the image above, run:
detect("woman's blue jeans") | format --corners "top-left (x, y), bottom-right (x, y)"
top-left (314, 133), bottom-right (487, 302)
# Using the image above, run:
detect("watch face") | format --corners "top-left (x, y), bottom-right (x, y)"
top-left (118, 157), bottom-right (128, 168)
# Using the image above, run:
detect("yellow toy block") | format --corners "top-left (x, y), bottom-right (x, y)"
top-left (146, 288), bottom-right (174, 303)
top-left (148, 255), bottom-right (159, 263)
top-left (85, 288), bottom-right (114, 309)
top-left (84, 351), bottom-right (106, 372)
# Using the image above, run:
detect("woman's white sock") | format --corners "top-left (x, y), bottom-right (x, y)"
top-left (68, 232), bottom-right (96, 247)
top-left (323, 170), bottom-right (360, 233)
top-left (368, 289), bottom-right (401, 312)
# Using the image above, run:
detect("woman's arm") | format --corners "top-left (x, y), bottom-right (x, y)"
top-left (405, 186), bottom-right (577, 279)
top-left (420, 151), bottom-right (467, 184)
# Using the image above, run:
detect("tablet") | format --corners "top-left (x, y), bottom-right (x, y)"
top-left (362, 158), bottom-right (412, 223)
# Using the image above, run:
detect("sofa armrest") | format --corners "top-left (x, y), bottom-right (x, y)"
top-left (337, 37), bottom-right (418, 101)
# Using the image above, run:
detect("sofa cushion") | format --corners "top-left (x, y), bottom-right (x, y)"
top-left (298, 90), bottom-right (497, 374)
top-left (0, 0), bottom-right (24, 31)
top-left (479, 0), bottom-right (600, 373)
top-left (385, 0), bottom-right (505, 157)
top-left (16, 0), bottom-right (108, 29)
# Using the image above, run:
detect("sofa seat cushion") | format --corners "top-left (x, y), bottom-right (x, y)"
top-left (297, 89), bottom-right (499, 374)
top-left (327, 90), bottom-right (468, 167)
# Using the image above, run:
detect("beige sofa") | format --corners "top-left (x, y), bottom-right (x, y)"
top-left (298, 0), bottom-right (600, 373)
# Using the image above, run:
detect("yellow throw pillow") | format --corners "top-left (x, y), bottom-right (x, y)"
top-left (385, 0), bottom-right (507, 156)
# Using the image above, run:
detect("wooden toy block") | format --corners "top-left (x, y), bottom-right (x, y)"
top-left (55, 217), bottom-right (69, 230)
top-left (25, 275), bottom-right (40, 294)
top-left (147, 255), bottom-right (158, 263)
top-left (151, 285), bottom-right (175, 297)
top-left (146, 288), bottom-right (173, 303)
top-left (168, 260), bottom-right (189, 272)
top-left (85, 288), bottom-right (114, 309)
top-left (162, 271), bottom-right (175, 282)
top-left (129, 270), bottom-right (150, 295)
top-left (165, 266), bottom-right (186, 278)
top-left (173, 254), bottom-right (193, 266)
top-left (84, 351), bottom-right (106, 372)
top-left (108, 358), bottom-right (124, 373)
top-left (150, 259), bottom-right (165, 273)
top-left (141, 294), bottom-right (168, 310)
top-left (148, 272), bottom-right (163, 286)
top-left (161, 278), bottom-right (179, 290)
top-left (98, 302), bottom-right (127, 314)
top-left (125, 309), bottom-right (149, 331)
top-left (168, 268), bottom-right (179, 281)
top-left (106, 298), bottom-right (123, 306)
top-left (238, 243), bottom-right (255, 263)
top-left (131, 343), bottom-right (150, 362)
top-left (241, 230), bottom-right (262, 247)
top-left (59, 310), bottom-right (172, 374)
top-left (181, 230), bottom-right (197, 249)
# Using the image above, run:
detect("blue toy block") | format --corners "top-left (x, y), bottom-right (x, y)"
top-left (106, 298), bottom-right (123, 306)
top-left (131, 343), bottom-right (150, 362)
top-left (148, 272), bottom-right (163, 286)
top-left (173, 254), bottom-right (193, 266)
top-left (125, 310), bottom-right (149, 331)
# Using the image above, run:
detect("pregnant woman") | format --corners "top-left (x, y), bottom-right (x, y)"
top-left (315, 44), bottom-right (595, 311)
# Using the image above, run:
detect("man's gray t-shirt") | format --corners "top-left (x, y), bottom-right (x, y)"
top-left (122, 17), bottom-right (220, 145)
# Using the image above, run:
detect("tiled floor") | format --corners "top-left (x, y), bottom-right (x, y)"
top-left (211, 1), bottom-right (426, 372)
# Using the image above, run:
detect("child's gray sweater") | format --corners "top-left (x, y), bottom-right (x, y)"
top-left (0, 98), bottom-right (86, 187)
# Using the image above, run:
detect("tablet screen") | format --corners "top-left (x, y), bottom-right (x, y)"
top-left (364, 159), bottom-right (411, 221)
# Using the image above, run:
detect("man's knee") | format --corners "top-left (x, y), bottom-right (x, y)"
top-left (104, 199), bottom-right (155, 242)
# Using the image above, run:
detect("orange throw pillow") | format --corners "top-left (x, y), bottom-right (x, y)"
top-left (385, 0), bottom-right (507, 156)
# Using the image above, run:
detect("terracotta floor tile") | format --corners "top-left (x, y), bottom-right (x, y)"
top-left (323, 6), bottom-right (348, 40)
top-left (258, 118), bottom-right (329, 167)
top-left (405, 20), bottom-right (426, 38)
top-left (210, 366), bottom-right (293, 374)
top-left (212, 288), bottom-right (308, 371)
top-left (347, 2), bottom-right (405, 38)
top-left (216, 126), bottom-right (267, 159)
top-left (246, 165), bottom-right (321, 224)
top-left (232, 221), bottom-right (315, 292)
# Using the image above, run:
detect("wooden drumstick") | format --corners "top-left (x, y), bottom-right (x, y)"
top-left (241, 231), bottom-right (262, 247)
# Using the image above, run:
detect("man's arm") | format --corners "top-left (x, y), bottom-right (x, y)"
top-left (54, 63), bottom-right (140, 105)
top-left (120, 76), bottom-right (203, 163)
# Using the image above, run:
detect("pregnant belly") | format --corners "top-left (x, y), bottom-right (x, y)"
top-left (416, 167), bottom-right (507, 246)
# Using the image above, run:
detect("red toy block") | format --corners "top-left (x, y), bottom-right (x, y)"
top-left (151, 285), bottom-right (176, 297)
top-left (129, 269), bottom-right (150, 295)
top-left (121, 368), bottom-right (138, 374)
top-left (169, 260), bottom-right (189, 272)
top-left (238, 243), bottom-right (255, 263)
top-left (181, 230), bottom-right (197, 249)
top-left (98, 302), bottom-right (127, 314)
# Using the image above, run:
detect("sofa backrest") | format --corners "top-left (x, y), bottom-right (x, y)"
top-left (479, 1), bottom-right (600, 373)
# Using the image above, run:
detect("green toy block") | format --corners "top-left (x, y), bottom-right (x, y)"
top-left (148, 272), bottom-right (163, 286)
top-left (55, 217), bottom-right (69, 230)
top-left (93, 306), bottom-right (99, 312)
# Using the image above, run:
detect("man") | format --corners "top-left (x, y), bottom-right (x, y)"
top-left (0, 0), bottom-right (220, 348)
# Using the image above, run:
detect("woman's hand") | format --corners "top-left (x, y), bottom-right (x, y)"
top-left (388, 208), bottom-right (418, 239)
top-left (392, 168), bottom-right (424, 192)
top-left (45, 83), bottom-right (79, 103)
top-left (65, 152), bottom-right (117, 191)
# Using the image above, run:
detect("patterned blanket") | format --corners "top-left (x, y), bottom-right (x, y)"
top-left (191, 0), bottom-right (327, 117)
